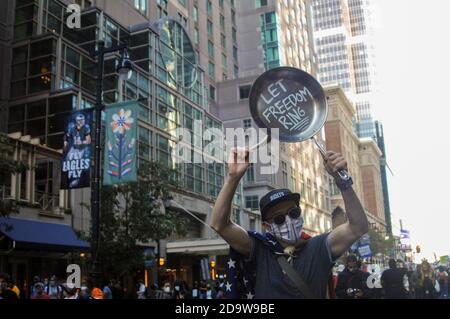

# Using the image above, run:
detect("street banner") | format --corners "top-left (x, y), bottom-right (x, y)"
top-left (61, 109), bottom-right (93, 189)
top-left (400, 229), bottom-right (411, 251)
top-left (358, 244), bottom-right (373, 258)
top-left (103, 101), bottom-right (138, 186)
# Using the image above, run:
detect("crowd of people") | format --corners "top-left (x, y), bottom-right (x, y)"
top-left (1, 258), bottom-right (447, 299)
top-left (331, 257), bottom-right (449, 299)
top-left (0, 272), bottom-right (228, 300)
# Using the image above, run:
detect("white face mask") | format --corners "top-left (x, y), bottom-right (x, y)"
top-left (267, 215), bottom-right (304, 244)
top-left (163, 286), bottom-right (171, 293)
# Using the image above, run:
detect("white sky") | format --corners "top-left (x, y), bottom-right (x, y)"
top-left (371, 0), bottom-right (449, 261)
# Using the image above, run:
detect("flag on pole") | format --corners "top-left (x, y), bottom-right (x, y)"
top-left (103, 101), bottom-right (138, 185)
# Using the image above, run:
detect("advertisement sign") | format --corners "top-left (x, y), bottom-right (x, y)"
top-left (61, 109), bottom-right (93, 189)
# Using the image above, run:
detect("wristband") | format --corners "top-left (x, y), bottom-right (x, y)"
top-left (335, 175), bottom-right (353, 191)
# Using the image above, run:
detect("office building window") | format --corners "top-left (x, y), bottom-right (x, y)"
top-left (206, 0), bottom-right (213, 16)
top-left (221, 53), bottom-right (227, 69)
top-left (134, 0), bottom-right (147, 15)
top-left (233, 46), bottom-right (238, 61)
top-left (256, 0), bottom-right (268, 7)
top-left (193, 5), bottom-right (199, 22)
top-left (245, 195), bottom-right (259, 210)
top-left (157, 0), bottom-right (168, 17)
top-left (239, 85), bottom-right (251, 100)
top-left (209, 85), bottom-right (216, 100)
top-left (194, 27), bottom-right (199, 45)
top-left (207, 20), bottom-right (213, 37)
top-left (220, 14), bottom-right (225, 30)
top-left (208, 62), bottom-right (215, 78)
top-left (221, 34), bottom-right (226, 49)
top-left (208, 40), bottom-right (215, 57)
top-left (246, 163), bottom-right (255, 183)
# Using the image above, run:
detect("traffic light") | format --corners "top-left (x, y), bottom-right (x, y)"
top-left (416, 245), bottom-right (421, 253)
top-left (159, 257), bottom-right (165, 267)
top-left (210, 260), bottom-right (216, 268)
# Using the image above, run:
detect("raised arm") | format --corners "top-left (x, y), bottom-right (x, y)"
top-left (210, 148), bottom-right (252, 257)
top-left (325, 151), bottom-right (369, 258)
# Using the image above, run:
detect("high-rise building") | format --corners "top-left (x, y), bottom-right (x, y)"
top-left (324, 86), bottom-right (387, 231)
top-left (375, 121), bottom-right (392, 234)
top-left (217, 0), bottom-right (333, 236)
top-left (311, 0), bottom-right (377, 138)
top-left (312, 0), bottom-right (392, 231)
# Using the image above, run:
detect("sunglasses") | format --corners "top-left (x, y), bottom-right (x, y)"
top-left (271, 207), bottom-right (302, 225)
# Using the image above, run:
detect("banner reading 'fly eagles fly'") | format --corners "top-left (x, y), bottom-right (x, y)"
top-left (103, 101), bottom-right (138, 186)
top-left (61, 109), bottom-right (93, 189)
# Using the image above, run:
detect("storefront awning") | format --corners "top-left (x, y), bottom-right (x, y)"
top-left (0, 217), bottom-right (89, 251)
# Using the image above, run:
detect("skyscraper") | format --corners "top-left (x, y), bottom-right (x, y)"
top-left (312, 0), bottom-right (377, 138)
top-left (312, 0), bottom-right (392, 232)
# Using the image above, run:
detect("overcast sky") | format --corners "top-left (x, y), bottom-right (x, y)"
top-left (370, 0), bottom-right (449, 261)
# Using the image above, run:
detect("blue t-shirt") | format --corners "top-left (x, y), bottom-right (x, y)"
top-left (249, 233), bottom-right (335, 299)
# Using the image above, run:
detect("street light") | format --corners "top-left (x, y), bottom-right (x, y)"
top-left (90, 40), bottom-right (133, 282)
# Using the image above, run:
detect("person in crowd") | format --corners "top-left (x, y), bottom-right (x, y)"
top-left (136, 279), bottom-right (147, 299)
top-left (29, 275), bottom-right (41, 298)
top-left (111, 279), bottom-right (124, 299)
top-left (380, 259), bottom-right (409, 299)
top-left (31, 282), bottom-right (49, 300)
top-left (211, 148), bottom-right (368, 298)
top-left (0, 274), bottom-right (19, 300)
top-left (156, 282), bottom-right (173, 299)
top-left (62, 284), bottom-right (79, 299)
top-left (411, 260), bottom-right (438, 299)
top-left (191, 281), bottom-right (200, 299)
top-left (8, 279), bottom-right (20, 299)
top-left (199, 280), bottom-right (207, 299)
top-left (45, 275), bottom-right (62, 299)
top-left (102, 280), bottom-right (113, 299)
top-left (335, 255), bottom-right (372, 299)
top-left (437, 266), bottom-right (449, 299)
top-left (205, 283), bottom-right (216, 299)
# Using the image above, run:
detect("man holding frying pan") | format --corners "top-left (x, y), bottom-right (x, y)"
top-left (210, 67), bottom-right (369, 299)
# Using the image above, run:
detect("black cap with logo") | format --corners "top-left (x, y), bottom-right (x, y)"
top-left (259, 188), bottom-right (300, 221)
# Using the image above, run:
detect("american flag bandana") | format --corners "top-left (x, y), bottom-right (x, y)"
top-left (223, 231), bottom-right (311, 299)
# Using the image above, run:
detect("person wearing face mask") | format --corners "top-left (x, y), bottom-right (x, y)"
top-left (335, 255), bottom-right (371, 299)
top-left (211, 148), bottom-right (368, 299)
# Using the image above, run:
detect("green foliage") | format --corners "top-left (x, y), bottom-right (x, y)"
top-left (0, 134), bottom-right (28, 217)
top-left (367, 227), bottom-right (395, 256)
top-left (96, 161), bottom-right (188, 278)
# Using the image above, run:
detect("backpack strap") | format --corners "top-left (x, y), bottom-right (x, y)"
top-left (276, 254), bottom-right (316, 299)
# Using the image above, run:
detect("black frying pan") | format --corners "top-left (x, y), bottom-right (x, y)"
top-left (248, 66), bottom-right (350, 181)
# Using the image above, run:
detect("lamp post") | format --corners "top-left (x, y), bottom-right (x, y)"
top-left (90, 40), bottom-right (133, 281)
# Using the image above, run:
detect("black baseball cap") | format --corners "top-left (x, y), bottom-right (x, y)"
top-left (259, 188), bottom-right (300, 221)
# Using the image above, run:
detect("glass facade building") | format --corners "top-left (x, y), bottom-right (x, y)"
top-left (312, 0), bottom-right (377, 137)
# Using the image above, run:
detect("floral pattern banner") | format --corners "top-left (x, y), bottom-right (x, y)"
top-left (103, 101), bottom-right (138, 186)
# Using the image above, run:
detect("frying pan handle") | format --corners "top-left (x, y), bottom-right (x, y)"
top-left (312, 137), bottom-right (351, 182)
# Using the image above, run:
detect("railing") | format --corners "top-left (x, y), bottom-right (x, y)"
top-left (34, 191), bottom-right (60, 212)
